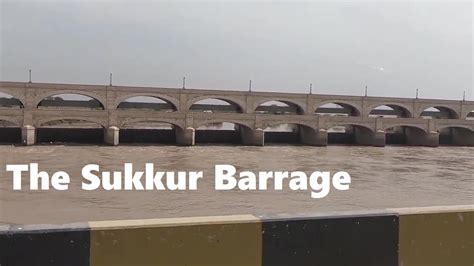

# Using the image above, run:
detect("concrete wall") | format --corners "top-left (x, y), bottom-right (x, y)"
top-left (405, 128), bottom-right (439, 147)
top-left (354, 127), bottom-right (386, 147)
top-left (1, 205), bottom-right (472, 266)
top-left (397, 206), bottom-right (474, 266)
top-left (241, 127), bottom-right (264, 146)
top-left (439, 127), bottom-right (474, 146)
top-left (299, 127), bottom-right (328, 146)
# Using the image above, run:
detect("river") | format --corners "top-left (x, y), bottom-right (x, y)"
top-left (0, 145), bottom-right (472, 224)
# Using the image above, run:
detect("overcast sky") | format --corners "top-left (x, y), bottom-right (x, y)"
top-left (0, 0), bottom-right (472, 100)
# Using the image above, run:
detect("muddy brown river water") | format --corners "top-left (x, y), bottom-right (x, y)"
top-left (0, 145), bottom-right (472, 225)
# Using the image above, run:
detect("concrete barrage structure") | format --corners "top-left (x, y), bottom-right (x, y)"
top-left (0, 81), bottom-right (473, 147)
top-left (0, 205), bottom-right (472, 265)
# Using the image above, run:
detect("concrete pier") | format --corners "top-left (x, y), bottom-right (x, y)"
top-left (300, 127), bottom-right (328, 146)
top-left (176, 127), bottom-right (195, 146)
top-left (448, 127), bottom-right (474, 146)
top-left (241, 128), bottom-right (264, 146)
top-left (355, 128), bottom-right (386, 147)
top-left (104, 126), bottom-right (119, 146)
top-left (21, 125), bottom-right (36, 146)
top-left (405, 128), bottom-right (439, 147)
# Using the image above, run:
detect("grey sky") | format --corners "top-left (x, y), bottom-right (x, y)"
top-left (0, 0), bottom-right (472, 100)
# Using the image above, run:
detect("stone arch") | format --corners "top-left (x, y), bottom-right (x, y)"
top-left (115, 93), bottom-right (179, 111)
top-left (465, 110), bottom-right (474, 120)
top-left (0, 116), bottom-right (22, 127)
top-left (195, 119), bottom-right (254, 130)
top-left (34, 90), bottom-right (107, 109)
top-left (187, 96), bottom-right (245, 113)
top-left (0, 91), bottom-right (25, 108)
top-left (418, 105), bottom-right (460, 119)
top-left (367, 103), bottom-right (413, 118)
top-left (383, 124), bottom-right (436, 146)
top-left (254, 99), bottom-right (306, 115)
top-left (436, 124), bottom-right (474, 132)
top-left (35, 117), bottom-right (107, 128)
top-left (383, 124), bottom-right (428, 134)
top-left (325, 123), bottom-right (381, 146)
top-left (261, 121), bottom-right (318, 132)
top-left (315, 101), bottom-right (362, 116)
top-left (262, 121), bottom-right (321, 144)
top-left (326, 122), bottom-right (375, 132)
top-left (119, 118), bottom-right (184, 130)
top-left (437, 126), bottom-right (474, 146)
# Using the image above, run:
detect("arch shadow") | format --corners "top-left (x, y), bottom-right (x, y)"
top-left (120, 119), bottom-right (183, 145)
top-left (0, 119), bottom-right (21, 144)
top-left (36, 118), bottom-right (106, 145)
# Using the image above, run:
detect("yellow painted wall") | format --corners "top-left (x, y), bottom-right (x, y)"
top-left (399, 211), bottom-right (474, 266)
top-left (90, 219), bottom-right (262, 266)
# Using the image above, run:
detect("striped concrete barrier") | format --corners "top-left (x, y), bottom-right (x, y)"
top-left (0, 205), bottom-right (472, 266)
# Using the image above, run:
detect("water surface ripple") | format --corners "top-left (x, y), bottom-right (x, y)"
top-left (0, 145), bottom-right (472, 224)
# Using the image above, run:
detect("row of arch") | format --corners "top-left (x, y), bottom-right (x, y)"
top-left (1, 118), bottom-right (472, 146)
top-left (1, 116), bottom-right (473, 133)
top-left (1, 91), bottom-right (472, 119)
top-left (0, 116), bottom-right (474, 132)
